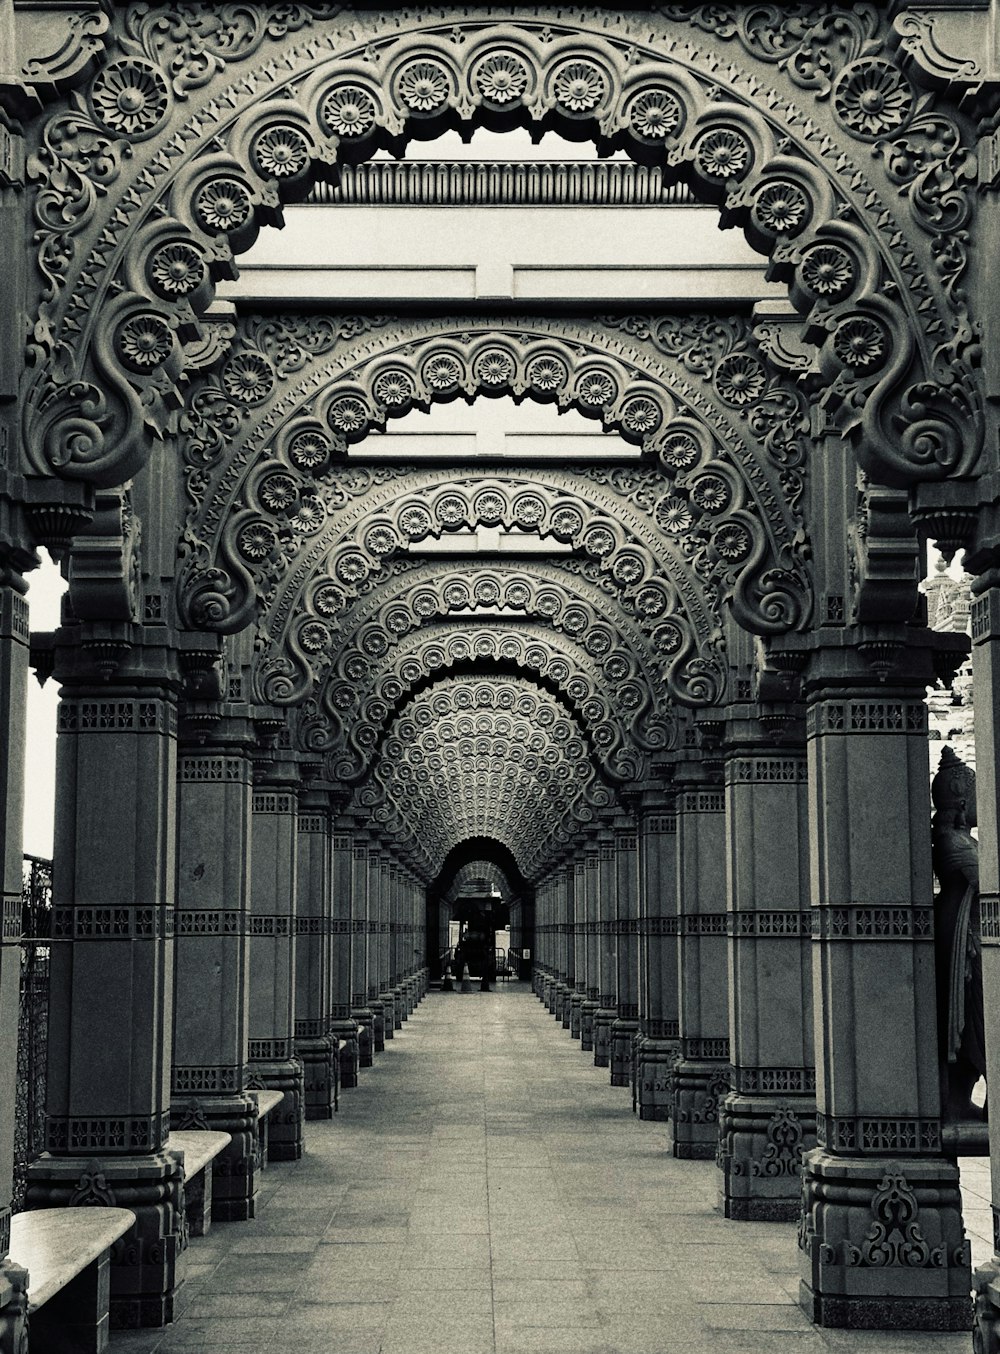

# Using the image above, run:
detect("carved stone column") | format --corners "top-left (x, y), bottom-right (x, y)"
top-left (967, 572), bottom-right (1000, 1347)
top-left (330, 820), bottom-right (359, 1088)
top-left (554, 866), bottom-right (571, 1023)
top-left (295, 787), bottom-right (336, 1119)
top-left (350, 829), bottom-right (373, 1068)
top-left (380, 859), bottom-right (397, 1040)
top-left (249, 758), bottom-right (304, 1161)
top-left (172, 712), bottom-right (258, 1221)
top-left (611, 816), bottom-right (640, 1088)
top-left (535, 874), bottom-right (552, 1005)
top-left (593, 830), bottom-right (618, 1069)
top-left (366, 843), bottom-right (385, 1052)
top-left (561, 863), bottom-right (575, 1029)
top-left (570, 856), bottom-right (587, 1039)
top-left (635, 788), bottom-right (679, 1121)
top-left (671, 759), bottom-right (730, 1160)
top-left (27, 640), bottom-right (185, 1327)
top-left (581, 843), bottom-right (600, 1052)
top-left (717, 710), bottom-right (816, 1221)
top-left (799, 647), bottom-right (971, 1330)
top-left (0, 564), bottom-right (30, 1344)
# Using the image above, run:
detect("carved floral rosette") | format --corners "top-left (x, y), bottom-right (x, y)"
top-left (21, 6), bottom-right (981, 497)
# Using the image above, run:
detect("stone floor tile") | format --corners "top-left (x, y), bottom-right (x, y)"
top-left (129, 988), bottom-right (979, 1354)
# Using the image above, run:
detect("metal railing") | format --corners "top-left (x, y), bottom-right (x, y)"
top-left (14, 855), bottom-right (52, 1211)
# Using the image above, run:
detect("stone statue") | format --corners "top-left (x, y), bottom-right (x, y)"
top-left (931, 748), bottom-right (986, 1121)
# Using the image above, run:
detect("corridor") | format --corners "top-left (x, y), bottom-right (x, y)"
top-left (113, 986), bottom-right (976, 1354)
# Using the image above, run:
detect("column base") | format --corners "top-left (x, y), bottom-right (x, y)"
top-left (170, 1095), bottom-right (260, 1222)
top-left (352, 1007), bottom-right (374, 1068)
top-left (974, 1258), bottom-right (1000, 1350)
top-left (25, 1149), bottom-right (186, 1329)
top-left (569, 992), bottom-right (584, 1039)
top-left (379, 991), bottom-right (396, 1039)
top-left (717, 1093), bottom-right (816, 1221)
top-left (330, 1019), bottom-right (360, 1088)
top-left (295, 1036), bottom-right (337, 1120)
top-left (636, 1039), bottom-right (679, 1121)
top-left (610, 1018), bottom-right (639, 1088)
top-left (593, 1006), bottom-right (616, 1069)
top-left (249, 1057), bottom-right (305, 1162)
top-left (580, 999), bottom-right (598, 1052)
top-left (393, 986), bottom-right (407, 1026)
top-left (798, 1147), bottom-right (973, 1330)
top-left (671, 1059), bottom-right (730, 1159)
top-left (0, 1259), bottom-right (28, 1354)
top-left (370, 1000), bottom-right (386, 1054)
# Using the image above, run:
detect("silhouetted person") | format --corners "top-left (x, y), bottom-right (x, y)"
top-left (931, 748), bottom-right (987, 1121)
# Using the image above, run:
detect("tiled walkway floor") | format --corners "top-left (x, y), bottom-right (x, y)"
top-left (115, 984), bottom-right (979, 1354)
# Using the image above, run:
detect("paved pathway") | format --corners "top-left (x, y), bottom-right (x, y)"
top-left (115, 984), bottom-right (978, 1354)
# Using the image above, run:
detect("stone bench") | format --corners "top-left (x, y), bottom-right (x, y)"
top-left (8, 1206), bottom-right (135, 1354)
top-left (166, 1131), bottom-right (231, 1237)
top-left (251, 1089), bottom-right (285, 1170)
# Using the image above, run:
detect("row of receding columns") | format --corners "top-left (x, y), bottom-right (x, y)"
top-left (0, 633), bottom-right (429, 1336)
top-left (533, 659), bottom-right (974, 1331)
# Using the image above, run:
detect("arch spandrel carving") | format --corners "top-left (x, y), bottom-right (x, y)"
top-left (20, 6), bottom-right (982, 498)
top-left (294, 617), bottom-right (671, 786)
top-left (351, 674), bottom-right (619, 877)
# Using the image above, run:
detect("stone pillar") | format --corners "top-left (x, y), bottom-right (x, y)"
top-left (350, 830), bottom-right (373, 1068)
top-left (570, 856), bottom-right (587, 1039)
top-left (366, 843), bottom-right (385, 1052)
top-left (172, 714), bottom-right (258, 1221)
top-left (535, 874), bottom-right (551, 1004)
top-left (561, 864), bottom-right (575, 1029)
top-left (249, 760), bottom-right (304, 1161)
top-left (970, 575), bottom-right (1000, 1346)
top-left (799, 648), bottom-right (971, 1329)
top-left (330, 820), bottom-right (359, 1088)
top-left (0, 566), bottom-right (29, 1344)
top-left (581, 844), bottom-right (600, 1051)
top-left (27, 643), bottom-right (185, 1327)
top-left (635, 789), bottom-right (679, 1121)
top-left (611, 816), bottom-right (640, 1088)
top-left (553, 867), bottom-right (570, 1023)
top-left (671, 759), bottom-right (730, 1160)
top-left (381, 859), bottom-right (397, 1040)
top-left (593, 831), bottom-right (618, 1069)
top-left (717, 712), bottom-right (816, 1220)
top-left (295, 788), bottom-right (336, 1119)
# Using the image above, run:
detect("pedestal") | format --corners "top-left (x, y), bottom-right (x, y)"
top-left (249, 1058), bottom-right (304, 1163)
top-left (331, 1018), bottom-right (359, 1089)
top-left (636, 1036), bottom-right (679, 1122)
top-left (26, 1151), bottom-right (185, 1328)
top-left (610, 1018), bottom-right (639, 1089)
top-left (581, 997), bottom-right (598, 1053)
top-left (569, 990), bottom-right (583, 1039)
top-left (799, 1150), bottom-right (971, 1329)
top-left (171, 1094), bottom-right (259, 1222)
top-left (353, 1006), bottom-right (374, 1069)
top-left (371, 998), bottom-right (385, 1054)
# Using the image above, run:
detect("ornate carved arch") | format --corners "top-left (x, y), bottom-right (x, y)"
top-left (176, 314), bottom-right (810, 647)
top-left (283, 557), bottom-right (679, 771)
top-left (353, 674), bottom-right (617, 877)
top-left (22, 7), bottom-right (980, 500)
top-left (297, 618), bottom-right (669, 786)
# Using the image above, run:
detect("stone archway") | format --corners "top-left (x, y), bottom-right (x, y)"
top-left (17, 6), bottom-right (983, 500)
